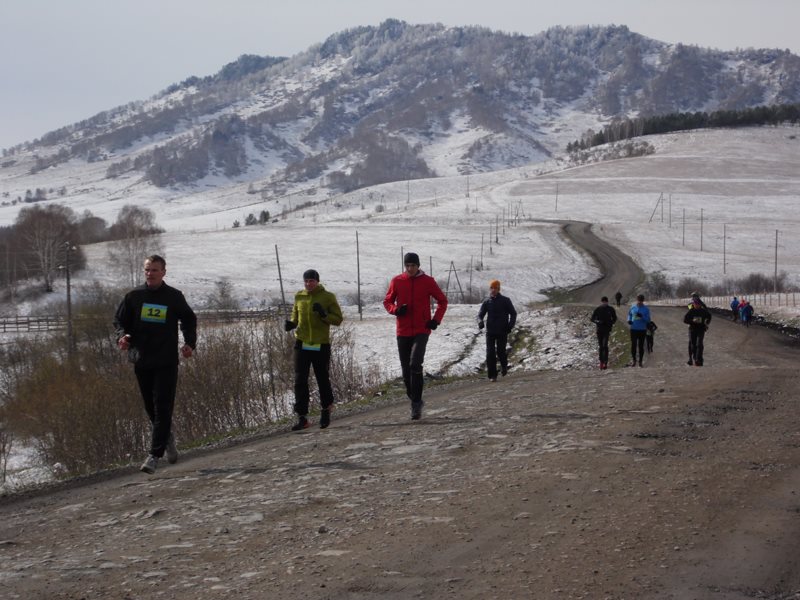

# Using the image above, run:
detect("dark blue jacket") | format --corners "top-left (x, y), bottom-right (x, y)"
top-left (477, 293), bottom-right (517, 335)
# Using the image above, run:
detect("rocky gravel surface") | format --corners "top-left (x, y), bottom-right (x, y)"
top-left (2, 307), bottom-right (800, 599)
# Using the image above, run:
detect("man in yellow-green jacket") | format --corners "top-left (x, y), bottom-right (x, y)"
top-left (284, 269), bottom-right (343, 430)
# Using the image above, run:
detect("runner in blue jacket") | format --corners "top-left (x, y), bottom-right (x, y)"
top-left (626, 294), bottom-right (651, 367)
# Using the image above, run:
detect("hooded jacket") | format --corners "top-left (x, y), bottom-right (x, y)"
top-left (383, 270), bottom-right (448, 336)
top-left (290, 283), bottom-right (343, 345)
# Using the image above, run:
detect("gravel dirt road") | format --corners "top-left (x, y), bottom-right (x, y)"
top-left (2, 224), bottom-right (800, 600)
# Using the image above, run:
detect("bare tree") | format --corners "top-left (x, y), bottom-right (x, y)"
top-left (14, 204), bottom-right (83, 292)
top-left (107, 205), bottom-right (163, 287)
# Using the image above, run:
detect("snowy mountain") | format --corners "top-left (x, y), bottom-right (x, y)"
top-left (2, 20), bottom-right (799, 218)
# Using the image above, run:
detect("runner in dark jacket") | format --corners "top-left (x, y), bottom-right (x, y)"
top-left (477, 279), bottom-right (517, 381)
top-left (590, 296), bottom-right (617, 369)
top-left (114, 255), bottom-right (196, 474)
top-left (683, 298), bottom-right (712, 366)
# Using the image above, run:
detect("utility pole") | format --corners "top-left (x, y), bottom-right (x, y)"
top-left (64, 242), bottom-right (75, 355)
top-left (669, 194), bottom-right (672, 228)
top-left (700, 208), bottom-right (704, 251)
top-left (275, 245), bottom-right (287, 317)
top-left (682, 208), bottom-right (686, 246)
top-left (355, 231), bottom-right (362, 321)
top-left (723, 224), bottom-right (727, 275)
top-left (774, 229), bottom-right (779, 292)
top-left (555, 183), bottom-right (558, 212)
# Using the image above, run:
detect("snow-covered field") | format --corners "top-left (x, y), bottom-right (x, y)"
top-left (2, 125), bottom-right (799, 489)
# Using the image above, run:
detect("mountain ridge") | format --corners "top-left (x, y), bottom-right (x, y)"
top-left (2, 20), bottom-right (799, 210)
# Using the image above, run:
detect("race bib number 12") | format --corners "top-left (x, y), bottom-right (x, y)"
top-left (141, 303), bottom-right (168, 324)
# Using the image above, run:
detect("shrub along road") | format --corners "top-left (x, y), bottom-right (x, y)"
top-left (2, 225), bottom-right (799, 599)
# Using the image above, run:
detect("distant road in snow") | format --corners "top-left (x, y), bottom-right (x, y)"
top-left (559, 220), bottom-right (643, 304)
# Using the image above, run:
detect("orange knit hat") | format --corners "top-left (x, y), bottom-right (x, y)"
top-left (489, 279), bottom-right (501, 290)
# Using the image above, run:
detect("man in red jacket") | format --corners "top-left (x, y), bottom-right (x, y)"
top-left (383, 252), bottom-right (448, 420)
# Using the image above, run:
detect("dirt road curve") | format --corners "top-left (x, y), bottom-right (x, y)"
top-left (2, 226), bottom-right (800, 600)
top-left (560, 221), bottom-right (643, 304)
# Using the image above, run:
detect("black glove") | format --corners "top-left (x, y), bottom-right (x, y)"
top-left (395, 304), bottom-right (408, 317)
top-left (284, 320), bottom-right (297, 332)
top-left (312, 302), bottom-right (326, 318)
top-left (478, 321), bottom-right (484, 330)
top-left (507, 325), bottom-right (513, 334)
top-left (426, 319), bottom-right (439, 330)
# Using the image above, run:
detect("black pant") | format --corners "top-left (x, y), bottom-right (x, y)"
top-left (630, 330), bottom-right (646, 362)
top-left (134, 364), bottom-right (179, 458)
top-left (688, 327), bottom-right (706, 365)
top-left (397, 334), bottom-right (429, 404)
top-left (293, 341), bottom-right (334, 416)
top-left (596, 329), bottom-right (611, 364)
top-left (486, 332), bottom-right (508, 378)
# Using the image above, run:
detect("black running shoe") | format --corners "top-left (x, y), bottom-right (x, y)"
top-left (320, 408), bottom-right (331, 429)
top-left (291, 416), bottom-right (309, 431)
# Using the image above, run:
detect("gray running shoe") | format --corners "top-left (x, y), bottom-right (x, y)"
top-left (140, 455), bottom-right (158, 474)
top-left (166, 433), bottom-right (179, 464)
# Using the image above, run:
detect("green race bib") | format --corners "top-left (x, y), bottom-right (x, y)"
top-left (141, 303), bottom-right (168, 324)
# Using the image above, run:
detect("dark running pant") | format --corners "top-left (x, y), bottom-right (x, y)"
top-left (630, 330), bottom-right (647, 362)
top-left (135, 364), bottom-right (179, 459)
top-left (293, 341), bottom-right (334, 416)
top-left (688, 328), bottom-right (706, 365)
top-left (486, 332), bottom-right (509, 379)
top-left (397, 334), bottom-right (429, 404)
top-left (596, 329), bottom-right (611, 364)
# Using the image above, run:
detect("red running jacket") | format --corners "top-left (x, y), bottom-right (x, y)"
top-left (383, 271), bottom-right (448, 336)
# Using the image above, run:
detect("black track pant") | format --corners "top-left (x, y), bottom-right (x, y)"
top-left (397, 334), bottom-right (429, 405)
top-left (630, 330), bottom-right (646, 363)
top-left (293, 341), bottom-right (334, 416)
top-left (135, 365), bottom-right (179, 458)
top-left (486, 332), bottom-right (509, 378)
top-left (688, 328), bottom-right (706, 365)
top-left (596, 329), bottom-right (611, 364)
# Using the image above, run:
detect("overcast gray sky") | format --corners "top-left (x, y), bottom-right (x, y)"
top-left (1, 0), bottom-right (798, 150)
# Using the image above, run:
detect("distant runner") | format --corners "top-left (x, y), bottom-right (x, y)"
top-left (590, 296), bottom-right (617, 370)
top-left (684, 297), bottom-right (712, 366)
top-left (626, 294), bottom-right (650, 367)
top-left (477, 279), bottom-right (517, 381)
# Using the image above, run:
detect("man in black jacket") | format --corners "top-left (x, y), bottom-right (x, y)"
top-left (591, 296), bottom-right (617, 370)
top-left (114, 255), bottom-right (197, 474)
top-left (477, 280), bottom-right (517, 381)
top-left (684, 297), bottom-right (712, 366)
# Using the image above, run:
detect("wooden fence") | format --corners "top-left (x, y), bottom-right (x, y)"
top-left (659, 292), bottom-right (798, 310)
top-left (0, 307), bottom-right (284, 334)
